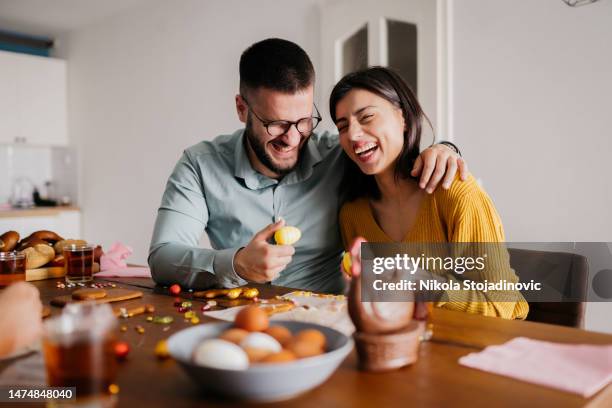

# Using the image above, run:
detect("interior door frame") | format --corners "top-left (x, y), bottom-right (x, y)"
top-left (319, 0), bottom-right (452, 142)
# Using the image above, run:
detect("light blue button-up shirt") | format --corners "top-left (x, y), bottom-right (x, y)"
top-left (148, 129), bottom-right (347, 293)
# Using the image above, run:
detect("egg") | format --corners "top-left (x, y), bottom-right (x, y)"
top-left (259, 349), bottom-right (297, 364)
top-left (342, 251), bottom-right (352, 276)
top-left (274, 226), bottom-right (301, 245)
top-left (234, 305), bottom-right (269, 332)
top-left (295, 329), bottom-right (326, 350)
top-left (192, 339), bottom-right (249, 370)
top-left (287, 339), bottom-right (324, 358)
top-left (243, 347), bottom-right (272, 363)
top-left (240, 332), bottom-right (282, 353)
top-left (219, 328), bottom-right (249, 344)
top-left (264, 325), bottom-right (292, 346)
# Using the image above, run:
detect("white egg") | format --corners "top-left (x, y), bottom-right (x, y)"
top-left (240, 332), bottom-right (282, 353)
top-left (192, 339), bottom-right (249, 370)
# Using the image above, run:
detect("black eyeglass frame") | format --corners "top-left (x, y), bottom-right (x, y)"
top-left (241, 96), bottom-right (322, 137)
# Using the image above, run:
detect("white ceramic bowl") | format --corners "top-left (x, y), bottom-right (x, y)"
top-left (167, 321), bottom-right (353, 402)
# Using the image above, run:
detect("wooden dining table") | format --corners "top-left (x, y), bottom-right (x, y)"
top-left (2, 276), bottom-right (611, 408)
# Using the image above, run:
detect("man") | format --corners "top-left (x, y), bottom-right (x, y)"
top-left (149, 38), bottom-right (467, 293)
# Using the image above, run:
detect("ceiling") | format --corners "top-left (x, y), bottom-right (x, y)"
top-left (0, 0), bottom-right (150, 37)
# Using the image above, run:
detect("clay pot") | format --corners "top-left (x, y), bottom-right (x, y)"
top-left (353, 321), bottom-right (420, 372)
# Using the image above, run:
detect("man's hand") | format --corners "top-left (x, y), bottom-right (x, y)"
top-left (0, 282), bottom-right (43, 357)
top-left (410, 143), bottom-right (469, 194)
top-left (233, 219), bottom-right (295, 283)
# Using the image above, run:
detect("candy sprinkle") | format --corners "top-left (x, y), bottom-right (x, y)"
top-left (108, 384), bottom-right (120, 395)
top-left (153, 316), bottom-right (174, 325)
top-left (114, 342), bottom-right (130, 360)
top-left (190, 316), bottom-right (200, 324)
top-left (154, 340), bottom-right (170, 359)
top-left (135, 326), bottom-right (145, 334)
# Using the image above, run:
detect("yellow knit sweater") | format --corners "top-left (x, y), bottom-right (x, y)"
top-left (339, 175), bottom-right (529, 320)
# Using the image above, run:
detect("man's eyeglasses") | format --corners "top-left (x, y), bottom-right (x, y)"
top-left (242, 96), bottom-right (322, 137)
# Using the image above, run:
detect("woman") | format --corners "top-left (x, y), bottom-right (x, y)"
top-left (330, 67), bottom-right (527, 319)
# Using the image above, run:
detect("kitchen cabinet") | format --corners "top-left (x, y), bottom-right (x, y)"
top-left (0, 208), bottom-right (80, 239)
top-left (0, 50), bottom-right (68, 146)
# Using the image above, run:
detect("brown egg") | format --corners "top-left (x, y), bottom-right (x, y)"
top-left (264, 325), bottom-right (292, 346)
top-left (234, 305), bottom-right (269, 332)
top-left (243, 347), bottom-right (272, 363)
top-left (259, 349), bottom-right (297, 364)
top-left (219, 328), bottom-right (249, 344)
top-left (295, 329), bottom-right (326, 350)
top-left (287, 339), bottom-right (323, 358)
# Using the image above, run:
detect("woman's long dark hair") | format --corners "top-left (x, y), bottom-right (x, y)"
top-left (329, 66), bottom-right (431, 201)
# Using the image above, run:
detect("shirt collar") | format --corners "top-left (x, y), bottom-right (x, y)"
top-left (233, 129), bottom-right (324, 189)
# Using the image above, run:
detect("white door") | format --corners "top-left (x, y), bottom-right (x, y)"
top-left (319, 0), bottom-right (448, 145)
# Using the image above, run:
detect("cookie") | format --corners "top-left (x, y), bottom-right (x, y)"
top-left (72, 288), bottom-right (107, 300)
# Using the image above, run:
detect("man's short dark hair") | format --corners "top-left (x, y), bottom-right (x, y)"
top-left (239, 38), bottom-right (315, 96)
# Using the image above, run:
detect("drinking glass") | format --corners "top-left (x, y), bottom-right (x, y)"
top-left (63, 245), bottom-right (95, 283)
top-left (43, 302), bottom-right (118, 407)
top-left (0, 251), bottom-right (26, 287)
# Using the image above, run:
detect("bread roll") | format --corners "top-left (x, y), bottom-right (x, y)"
top-left (0, 231), bottom-right (19, 252)
top-left (21, 244), bottom-right (56, 269)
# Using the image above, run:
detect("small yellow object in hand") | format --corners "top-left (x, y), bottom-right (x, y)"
top-left (342, 251), bottom-right (352, 276)
top-left (274, 226), bottom-right (302, 245)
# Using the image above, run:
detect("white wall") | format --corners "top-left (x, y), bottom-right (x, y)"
top-left (56, 0), bottom-right (323, 263)
top-left (451, 0), bottom-right (612, 241)
top-left (450, 0), bottom-right (612, 332)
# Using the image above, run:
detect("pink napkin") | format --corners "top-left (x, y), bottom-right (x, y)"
top-left (459, 337), bottom-right (612, 398)
top-left (97, 242), bottom-right (151, 278)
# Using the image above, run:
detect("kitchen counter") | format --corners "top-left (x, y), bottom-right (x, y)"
top-left (0, 206), bottom-right (80, 218)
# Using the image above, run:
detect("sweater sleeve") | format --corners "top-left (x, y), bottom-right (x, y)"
top-left (435, 176), bottom-right (529, 319)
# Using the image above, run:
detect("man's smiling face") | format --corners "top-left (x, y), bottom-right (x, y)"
top-left (238, 85), bottom-right (315, 178)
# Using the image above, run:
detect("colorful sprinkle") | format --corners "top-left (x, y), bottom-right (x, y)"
top-left (153, 316), bottom-right (174, 324)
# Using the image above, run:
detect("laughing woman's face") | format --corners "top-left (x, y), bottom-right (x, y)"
top-left (334, 89), bottom-right (406, 176)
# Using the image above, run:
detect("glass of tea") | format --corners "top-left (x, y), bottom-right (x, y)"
top-left (0, 251), bottom-right (26, 287)
top-left (63, 244), bottom-right (95, 283)
top-left (43, 302), bottom-right (118, 407)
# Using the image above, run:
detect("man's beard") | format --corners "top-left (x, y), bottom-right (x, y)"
top-left (244, 118), bottom-right (299, 176)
